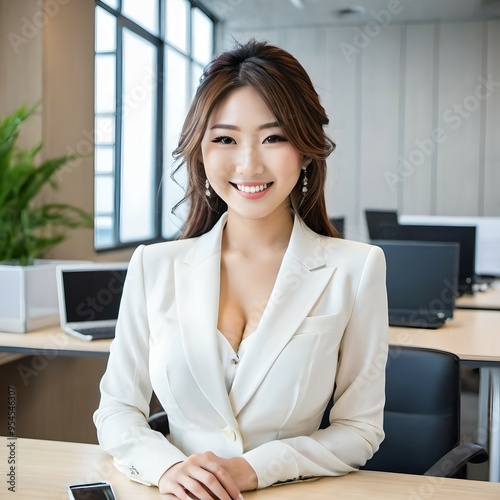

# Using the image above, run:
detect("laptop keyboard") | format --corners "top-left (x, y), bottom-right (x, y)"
top-left (389, 314), bottom-right (446, 329)
top-left (74, 326), bottom-right (116, 339)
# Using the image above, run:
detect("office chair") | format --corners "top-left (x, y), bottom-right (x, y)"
top-left (361, 346), bottom-right (487, 477)
top-left (149, 346), bottom-right (487, 478)
top-left (148, 410), bottom-right (169, 434)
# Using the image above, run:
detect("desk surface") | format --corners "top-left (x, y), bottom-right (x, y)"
top-left (389, 308), bottom-right (500, 363)
top-left (456, 282), bottom-right (500, 310)
top-left (0, 325), bottom-right (111, 357)
top-left (6, 437), bottom-right (500, 500)
top-left (1, 309), bottom-right (499, 363)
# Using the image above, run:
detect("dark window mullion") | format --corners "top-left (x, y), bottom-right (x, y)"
top-left (155, 33), bottom-right (165, 240)
top-left (95, 50), bottom-right (116, 56)
top-left (114, 19), bottom-right (124, 246)
top-left (120, 14), bottom-right (160, 45)
top-left (188, 3), bottom-right (194, 96)
top-left (150, 0), bottom-right (164, 240)
top-left (96, 0), bottom-right (119, 16)
top-left (159, 0), bottom-right (165, 41)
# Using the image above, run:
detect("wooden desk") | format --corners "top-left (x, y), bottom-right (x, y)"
top-left (6, 437), bottom-right (500, 499)
top-left (389, 308), bottom-right (500, 362)
top-left (456, 281), bottom-right (500, 311)
top-left (0, 325), bottom-right (111, 357)
top-left (390, 309), bottom-right (500, 482)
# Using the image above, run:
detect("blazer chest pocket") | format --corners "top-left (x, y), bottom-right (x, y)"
top-left (295, 313), bottom-right (342, 335)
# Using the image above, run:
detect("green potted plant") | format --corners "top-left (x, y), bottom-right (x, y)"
top-left (0, 104), bottom-right (93, 333)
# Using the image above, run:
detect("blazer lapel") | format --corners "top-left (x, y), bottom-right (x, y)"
top-left (174, 214), bottom-right (238, 428)
top-left (229, 216), bottom-right (336, 416)
top-left (175, 213), bottom-right (336, 423)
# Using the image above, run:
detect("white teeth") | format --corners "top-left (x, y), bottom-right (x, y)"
top-left (236, 183), bottom-right (269, 194)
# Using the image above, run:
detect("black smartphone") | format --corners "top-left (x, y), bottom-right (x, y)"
top-left (67, 481), bottom-right (116, 500)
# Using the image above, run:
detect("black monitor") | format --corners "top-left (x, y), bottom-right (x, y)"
top-left (365, 210), bottom-right (398, 240)
top-left (376, 240), bottom-right (460, 320)
top-left (329, 217), bottom-right (344, 238)
top-left (379, 224), bottom-right (476, 295)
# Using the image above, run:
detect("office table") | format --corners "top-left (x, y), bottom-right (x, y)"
top-left (390, 308), bottom-right (500, 482)
top-left (4, 437), bottom-right (500, 499)
top-left (0, 325), bottom-right (112, 358)
top-left (456, 281), bottom-right (500, 311)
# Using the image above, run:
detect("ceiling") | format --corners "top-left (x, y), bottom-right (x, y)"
top-left (199, 0), bottom-right (500, 30)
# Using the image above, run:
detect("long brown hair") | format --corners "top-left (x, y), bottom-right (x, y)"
top-left (172, 39), bottom-right (339, 239)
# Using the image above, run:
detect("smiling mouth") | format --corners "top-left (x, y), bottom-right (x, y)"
top-left (232, 182), bottom-right (272, 194)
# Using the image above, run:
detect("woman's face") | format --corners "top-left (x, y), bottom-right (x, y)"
top-left (200, 86), bottom-right (306, 222)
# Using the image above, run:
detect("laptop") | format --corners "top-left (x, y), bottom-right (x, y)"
top-left (375, 240), bottom-right (460, 329)
top-left (56, 263), bottom-right (128, 341)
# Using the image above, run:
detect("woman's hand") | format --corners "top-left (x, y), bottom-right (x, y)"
top-left (158, 451), bottom-right (246, 499)
top-left (209, 456), bottom-right (258, 492)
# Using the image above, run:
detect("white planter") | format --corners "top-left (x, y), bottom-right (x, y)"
top-left (0, 259), bottom-right (89, 333)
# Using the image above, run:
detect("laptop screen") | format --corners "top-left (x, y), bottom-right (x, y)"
top-left (375, 240), bottom-right (460, 319)
top-left (61, 268), bottom-right (127, 323)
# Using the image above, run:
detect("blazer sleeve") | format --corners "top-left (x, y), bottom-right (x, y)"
top-left (241, 245), bottom-right (388, 488)
top-left (93, 245), bottom-right (187, 486)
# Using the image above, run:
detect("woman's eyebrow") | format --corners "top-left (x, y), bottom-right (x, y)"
top-left (258, 121), bottom-right (280, 130)
top-left (210, 121), bottom-right (280, 131)
top-left (210, 123), bottom-right (240, 131)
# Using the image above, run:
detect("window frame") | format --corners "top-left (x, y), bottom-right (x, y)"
top-left (94, 0), bottom-right (216, 251)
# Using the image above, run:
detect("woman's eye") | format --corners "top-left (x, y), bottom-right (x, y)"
top-left (264, 135), bottom-right (287, 144)
top-left (212, 136), bottom-right (234, 145)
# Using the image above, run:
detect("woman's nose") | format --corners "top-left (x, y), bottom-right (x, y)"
top-left (235, 146), bottom-right (264, 176)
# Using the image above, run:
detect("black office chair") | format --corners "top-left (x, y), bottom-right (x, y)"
top-left (361, 346), bottom-right (487, 477)
top-left (148, 409), bottom-right (170, 434)
top-left (149, 346), bottom-right (488, 478)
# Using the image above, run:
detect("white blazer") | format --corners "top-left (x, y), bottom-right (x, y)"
top-left (94, 212), bottom-right (388, 488)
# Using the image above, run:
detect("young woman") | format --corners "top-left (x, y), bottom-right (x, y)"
top-left (94, 40), bottom-right (388, 500)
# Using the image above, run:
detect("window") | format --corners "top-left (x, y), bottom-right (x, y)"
top-left (94, 0), bottom-right (215, 249)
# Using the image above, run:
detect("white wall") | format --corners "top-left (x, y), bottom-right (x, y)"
top-left (220, 19), bottom-right (500, 241)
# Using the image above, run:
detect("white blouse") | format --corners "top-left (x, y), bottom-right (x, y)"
top-left (216, 330), bottom-right (254, 392)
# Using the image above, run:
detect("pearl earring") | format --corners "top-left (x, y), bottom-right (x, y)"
top-left (301, 167), bottom-right (308, 197)
top-left (205, 179), bottom-right (211, 197)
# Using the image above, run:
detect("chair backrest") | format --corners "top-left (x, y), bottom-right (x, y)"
top-left (363, 346), bottom-right (461, 474)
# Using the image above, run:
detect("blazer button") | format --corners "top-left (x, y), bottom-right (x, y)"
top-left (222, 426), bottom-right (237, 441)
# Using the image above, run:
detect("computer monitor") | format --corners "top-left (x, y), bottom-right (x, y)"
top-left (329, 217), bottom-right (345, 238)
top-left (365, 210), bottom-right (398, 240)
top-left (376, 240), bottom-right (460, 320)
top-left (399, 214), bottom-right (500, 277)
top-left (378, 224), bottom-right (476, 295)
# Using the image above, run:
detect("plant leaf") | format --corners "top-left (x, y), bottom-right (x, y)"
top-left (0, 103), bottom-right (92, 264)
